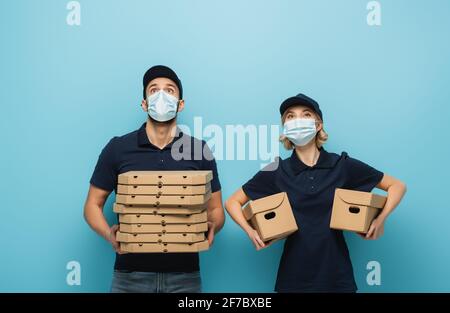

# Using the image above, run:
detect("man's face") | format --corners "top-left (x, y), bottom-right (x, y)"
top-left (141, 77), bottom-right (185, 118)
top-left (145, 77), bottom-right (180, 99)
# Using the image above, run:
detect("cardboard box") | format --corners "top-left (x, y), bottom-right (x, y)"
top-left (117, 182), bottom-right (211, 195)
top-left (118, 170), bottom-right (212, 185)
top-left (330, 188), bottom-right (387, 233)
top-left (118, 210), bottom-right (207, 224)
top-left (120, 240), bottom-right (209, 253)
top-left (114, 171), bottom-right (212, 253)
top-left (119, 222), bottom-right (208, 234)
top-left (242, 192), bottom-right (298, 242)
top-left (116, 231), bottom-right (205, 243)
top-left (113, 203), bottom-right (207, 215)
top-left (115, 192), bottom-right (211, 206)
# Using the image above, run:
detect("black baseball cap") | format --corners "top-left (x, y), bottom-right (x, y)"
top-left (279, 93), bottom-right (323, 121)
top-left (142, 65), bottom-right (183, 99)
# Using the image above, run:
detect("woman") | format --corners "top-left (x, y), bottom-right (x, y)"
top-left (225, 93), bottom-right (407, 292)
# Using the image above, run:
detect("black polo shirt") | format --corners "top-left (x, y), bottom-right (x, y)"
top-left (89, 122), bottom-right (221, 273)
top-left (242, 148), bottom-right (384, 292)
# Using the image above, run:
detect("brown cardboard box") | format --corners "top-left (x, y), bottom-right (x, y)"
top-left (114, 171), bottom-right (213, 253)
top-left (117, 182), bottom-right (211, 195)
top-left (120, 240), bottom-right (209, 253)
top-left (119, 210), bottom-right (207, 224)
top-left (330, 188), bottom-right (387, 233)
top-left (115, 192), bottom-right (211, 206)
top-left (242, 192), bottom-right (298, 242)
top-left (118, 170), bottom-right (212, 185)
top-left (119, 222), bottom-right (208, 234)
top-left (116, 231), bottom-right (205, 243)
top-left (113, 203), bottom-right (207, 215)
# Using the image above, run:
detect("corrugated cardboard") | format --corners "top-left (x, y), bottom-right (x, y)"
top-left (116, 231), bottom-right (205, 243)
top-left (115, 192), bottom-right (211, 206)
top-left (119, 210), bottom-right (207, 224)
top-left (120, 240), bottom-right (209, 253)
top-left (330, 188), bottom-right (387, 233)
top-left (113, 203), bottom-right (207, 215)
top-left (118, 171), bottom-right (212, 185)
top-left (119, 222), bottom-right (208, 234)
top-left (117, 182), bottom-right (211, 195)
top-left (242, 192), bottom-right (298, 242)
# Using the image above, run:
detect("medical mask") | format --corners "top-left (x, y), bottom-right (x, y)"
top-left (147, 90), bottom-right (179, 122)
top-left (283, 118), bottom-right (317, 147)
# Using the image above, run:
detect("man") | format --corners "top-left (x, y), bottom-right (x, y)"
top-left (83, 65), bottom-right (225, 293)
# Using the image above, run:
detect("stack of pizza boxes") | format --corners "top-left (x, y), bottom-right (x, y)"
top-left (114, 171), bottom-right (212, 253)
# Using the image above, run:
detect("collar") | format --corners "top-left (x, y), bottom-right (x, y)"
top-left (289, 147), bottom-right (337, 175)
top-left (137, 122), bottom-right (184, 150)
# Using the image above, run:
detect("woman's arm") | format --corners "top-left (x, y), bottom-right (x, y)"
top-left (364, 174), bottom-right (407, 240)
top-left (225, 188), bottom-right (267, 250)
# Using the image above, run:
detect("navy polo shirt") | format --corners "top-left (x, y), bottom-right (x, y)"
top-left (242, 148), bottom-right (384, 292)
top-left (89, 122), bottom-right (221, 273)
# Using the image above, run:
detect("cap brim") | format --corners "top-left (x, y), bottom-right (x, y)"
top-left (280, 97), bottom-right (318, 115)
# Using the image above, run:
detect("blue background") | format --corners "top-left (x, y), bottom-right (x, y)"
top-left (1, 0), bottom-right (449, 292)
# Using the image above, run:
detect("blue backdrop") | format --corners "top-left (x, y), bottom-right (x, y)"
top-left (1, 0), bottom-right (449, 292)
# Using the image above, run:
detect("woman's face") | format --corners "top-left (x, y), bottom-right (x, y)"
top-left (283, 105), bottom-right (323, 132)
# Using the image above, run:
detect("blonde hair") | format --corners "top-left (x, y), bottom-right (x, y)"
top-left (279, 111), bottom-right (328, 150)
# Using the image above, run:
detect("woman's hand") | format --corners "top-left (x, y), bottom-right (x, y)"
top-left (358, 173), bottom-right (406, 240)
top-left (246, 228), bottom-right (266, 250)
top-left (358, 217), bottom-right (385, 240)
top-left (108, 224), bottom-right (127, 254)
top-left (225, 188), bottom-right (276, 250)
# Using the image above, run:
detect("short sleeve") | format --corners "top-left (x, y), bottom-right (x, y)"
top-left (89, 137), bottom-right (118, 192)
top-left (202, 141), bottom-right (221, 193)
top-left (344, 154), bottom-right (384, 192)
top-left (242, 160), bottom-right (280, 200)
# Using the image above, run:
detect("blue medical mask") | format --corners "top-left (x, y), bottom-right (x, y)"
top-left (147, 90), bottom-right (179, 122)
top-left (283, 118), bottom-right (317, 147)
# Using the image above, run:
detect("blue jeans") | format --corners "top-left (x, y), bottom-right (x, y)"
top-left (110, 270), bottom-right (202, 293)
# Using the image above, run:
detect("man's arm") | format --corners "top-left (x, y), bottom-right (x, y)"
top-left (83, 184), bottom-right (125, 254)
top-left (206, 190), bottom-right (225, 246)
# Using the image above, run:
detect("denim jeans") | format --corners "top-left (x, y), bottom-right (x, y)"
top-left (110, 270), bottom-right (202, 293)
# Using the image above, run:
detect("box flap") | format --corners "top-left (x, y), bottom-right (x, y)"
top-left (118, 170), bottom-right (212, 185)
top-left (335, 188), bottom-right (386, 208)
top-left (120, 240), bottom-right (209, 253)
top-left (115, 192), bottom-right (211, 206)
top-left (113, 203), bottom-right (207, 215)
top-left (118, 210), bottom-right (207, 224)
top-left (119, 222), bottom-right (208, 234)
top-left (117, 182), bottom-right (211, 196)
top-left (116, 231), bottom-right (205, 243)
top-left (243, 192), bottom-right (287, 220)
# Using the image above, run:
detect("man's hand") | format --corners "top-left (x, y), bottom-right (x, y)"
top-left (207, 221), bottom-right (216, 247)
top-left (107, 224), bottom-right (127, 254)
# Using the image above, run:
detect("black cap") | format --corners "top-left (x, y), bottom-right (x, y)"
top-left (142, 65), bottom-right (183, 99)
top-left (279, 93), bottom-right (323, 121)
